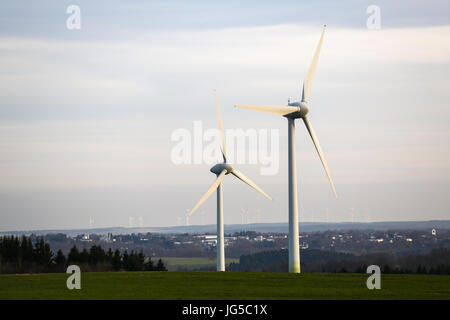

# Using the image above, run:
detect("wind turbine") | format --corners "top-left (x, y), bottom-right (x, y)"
top-left (255, 209), bottom-right (261, 224)
top-left (235, 26), bottom-right (337, 273)
top-left (240, 207), bottom-right (249, 225)
top-left (185, 209), bottom-right (191, 226)
top-left (200, 210), bottom-right (206, 225)
top-left (188, 90), bottom-right (272, 271)
top-left (128, 216), bottom-right (134, 228)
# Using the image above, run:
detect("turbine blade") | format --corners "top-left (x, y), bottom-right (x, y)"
top-left (302, 116), bottom-right (337, 198)
top-left (188, 170), bottom-right (227, 217)
top-left (235, 105), bottom-right (299, 116)
top-left (214, 90), bottom-right (227, 162)
top-left (302, 25), bottom-right (326, 103)
top-left (231, 170), bottom-right (272, 200)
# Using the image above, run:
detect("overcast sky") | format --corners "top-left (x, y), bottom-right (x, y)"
top-left (0, 1), bottom-right (449, 231)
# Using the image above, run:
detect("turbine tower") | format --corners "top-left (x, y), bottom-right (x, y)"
top-left (185, 209), bottom-right (190, 226)
top-left (235, 26), bottom-right (337, 273)
top-left (240, 207), bottom-right (249, 225)
top-left (255, 209), bottom-right (261, 224)
top-left (128, 216), bottom-right (134, 228)
top-left (200, 210), bottom-right (206, 225)
top-left (188, 90), bottom-right (272, 271)
top-left (350, 207), bottom-right (355, 223)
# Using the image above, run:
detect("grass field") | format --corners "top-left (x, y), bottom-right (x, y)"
top-left (0, 272), bottom-right (449, 300)
top-left (155, 257), bottom-right (239, 271)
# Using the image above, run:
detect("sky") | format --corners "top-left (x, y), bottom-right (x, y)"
top-left (0, 1), bottom-right (449, 231)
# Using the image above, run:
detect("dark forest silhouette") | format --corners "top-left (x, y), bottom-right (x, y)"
top-left (0, 235), bottom-right (167, 274)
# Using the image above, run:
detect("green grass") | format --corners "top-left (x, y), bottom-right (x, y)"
top-left (155, 257), bottom-right (239, 271)
top-left (0, 272), bottom-right (449, 300)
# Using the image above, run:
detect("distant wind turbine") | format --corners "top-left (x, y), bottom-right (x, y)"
top-left (240, 207), bottom-right (249, 225)
top-left (187, 90), bottom-right (272, 271)
top-left (185, 209), bottom-right (190, 226)
top-left (255, 209), bottom-right (261, 224)
top-left (200, 210), bottom-right (206, 225)
top-left (235, 26), bottom-right (337, 273)
top-left (365, 208), bottom-right (371, 223)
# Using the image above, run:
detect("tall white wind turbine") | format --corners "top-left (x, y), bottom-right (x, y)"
top-left (188, 91), bottom-right (272, 271)
top-left (235, 26), bottom-right (337, 273)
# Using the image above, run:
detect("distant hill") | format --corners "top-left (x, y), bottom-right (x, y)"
top-left (1, 220), bottom-right (449, 236)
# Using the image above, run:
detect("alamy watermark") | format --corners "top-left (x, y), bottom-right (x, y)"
top-left (66, 5), bottom-right (81, 30)
top-left (366, 5), bottom-right (381, 30)
top-left (366, 265), bottom-right (381, 289)
top-left (66, 265), bottom-right (81, 289)
top-left (171, 121), bottom-right (279, 175)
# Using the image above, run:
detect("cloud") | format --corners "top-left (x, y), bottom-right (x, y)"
top-left (1, 23), bottom-right (450, 229)
top-left (1, 24), bottom-right (450, 119)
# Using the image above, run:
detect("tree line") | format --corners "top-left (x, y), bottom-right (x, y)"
top-left (0, 235), bottom-right (167, 274)
top-left (229, 247), bottom-right (450, 274)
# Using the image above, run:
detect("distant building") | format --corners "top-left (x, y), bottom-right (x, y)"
top-left (197, 235), bottom-right (218, 246)
top-left (81, 234), bottom-right (92, 242)
top-left (300, 242), bottom-right (309, 249)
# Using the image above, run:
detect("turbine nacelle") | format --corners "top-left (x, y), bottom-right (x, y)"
top-left (285, 101), bottom-right (309, 119)
top-left (210, 163), bottom-right (233, 175)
